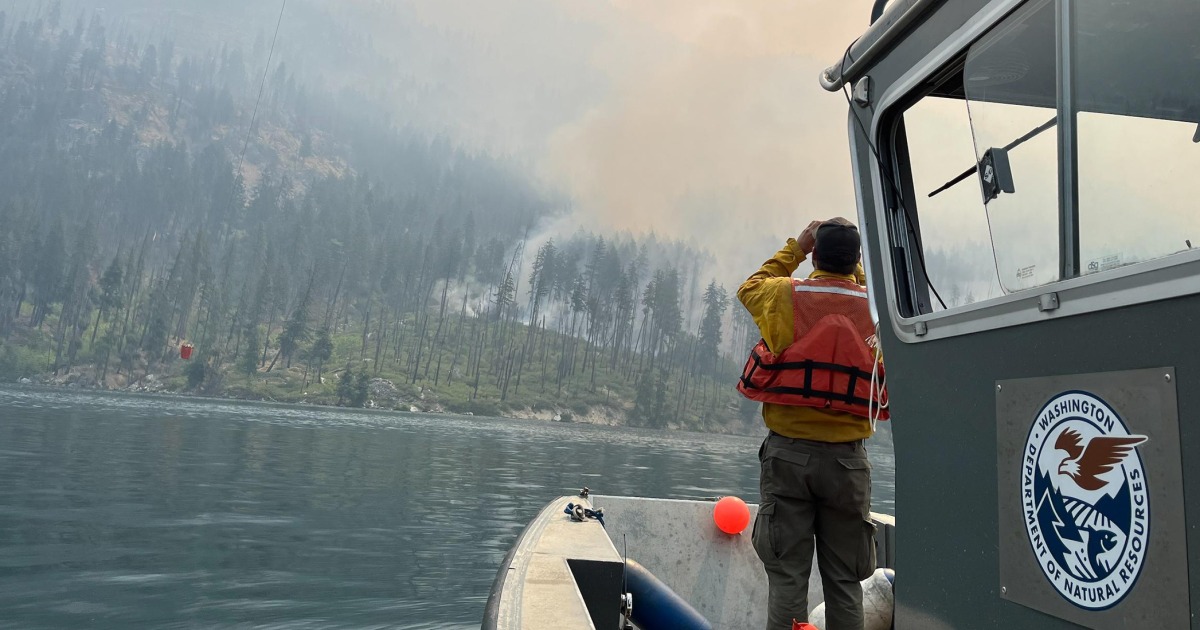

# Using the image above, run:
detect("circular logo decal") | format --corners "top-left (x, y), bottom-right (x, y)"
top-left (1021, 391), bottom-right (1149, 610)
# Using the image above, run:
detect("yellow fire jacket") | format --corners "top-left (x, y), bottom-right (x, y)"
top-left (737, 238), bottom-right (874, 442)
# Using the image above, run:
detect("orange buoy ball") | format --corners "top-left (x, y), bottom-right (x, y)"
top-left (713, 496), bottom-right (751, 534)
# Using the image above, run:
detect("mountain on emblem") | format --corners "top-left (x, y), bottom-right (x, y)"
top-left (1054, 428), bottom-right (1147, 491)
top-left (1035, 473), bottom-right (1131, 580)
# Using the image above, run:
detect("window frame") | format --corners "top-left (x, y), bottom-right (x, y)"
top-left (866, 0), bottom-right (1200, 344)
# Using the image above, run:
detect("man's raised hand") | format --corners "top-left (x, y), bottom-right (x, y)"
top-left (797, 220), bottom-right (822, 255)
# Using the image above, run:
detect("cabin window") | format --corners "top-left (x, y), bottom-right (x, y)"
top-left (883, 0), bottom-right (1200, 321)
top-left (900, 96), bottom-right (1004, 308)
top-left (1074, 0), bottom-right (1200, 274)
top-left (889, 0), bottom-right (1057, 314)
top-left (961, 0), bottom-right (1058, 293)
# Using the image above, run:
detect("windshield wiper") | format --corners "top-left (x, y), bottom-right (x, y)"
top-left (928, 116), bottom-right (1057, 198)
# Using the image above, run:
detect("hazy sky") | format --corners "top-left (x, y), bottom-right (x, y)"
top-left (389, 0), bottom-right (1200, 296)
top-left (350, 0), bottom-right (882, 281)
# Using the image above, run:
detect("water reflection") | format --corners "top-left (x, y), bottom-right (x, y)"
top-left (0, 387), bottom-right (893, 628)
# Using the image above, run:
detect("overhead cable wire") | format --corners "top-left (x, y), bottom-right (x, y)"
top-left (223, 0), bottom-right (287, 220)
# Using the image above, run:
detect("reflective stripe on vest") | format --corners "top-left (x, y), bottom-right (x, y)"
top-left (793, 284), bottom-right (868, 299)
top-left (790, 278), bottom-right (874, 345)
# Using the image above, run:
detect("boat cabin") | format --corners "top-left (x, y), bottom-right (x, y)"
top-left (826, 0), bottom-right (1199, 626)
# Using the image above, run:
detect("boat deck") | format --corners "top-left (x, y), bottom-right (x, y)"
top-left (484, 494), bottom-right (895, 629)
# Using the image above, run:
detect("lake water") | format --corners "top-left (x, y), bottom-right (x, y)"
top-left (0, 387), bottom-right (894, 629)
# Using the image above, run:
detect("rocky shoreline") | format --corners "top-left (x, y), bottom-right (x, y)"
top-left (9, 368), bottom-right (635, 429)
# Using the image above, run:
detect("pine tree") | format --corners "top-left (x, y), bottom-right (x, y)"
top-left (90, 254), bottom-right (124, 349)
top-left (277, 302), bottom-right (309, 368)
top-left (631, 372), bottom-right (655, 428)
top-left (336, 365), bottom-right (354, 406)
top-left (494, 268), bottom-right (516, 321)
top-left (697, 280), bottom-right (728, 374)
top-left (140, 44), bottom-right (157, 85)
top-left (184, 355), bottom-right (207, 389)
top-left (310, 326), bottom-right (333, 384)
top-left (631, 366), bottom-right (670, 429)
top-left (143, 299), bottom-right (170, 358)
top-left (30, 222), bottom-right (65, 328)
top-left (351, 368), bottom-right (370, 407)
top-left (238, 326), bottom-right (260, 377)
top-left (650, 367), bottom-right (669, 429)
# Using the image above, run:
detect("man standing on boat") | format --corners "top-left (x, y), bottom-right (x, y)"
top-left (737, 218), bottom-right (886, 630)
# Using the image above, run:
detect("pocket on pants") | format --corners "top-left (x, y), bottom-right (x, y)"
top-left (835, 457), bottom-right (872, 512)
top-left (752, 502), bottom-right (778, 564)
top-left (761, 448), bottom-right (811, 499)
top-left (856, 519), bottom-right (878, 581)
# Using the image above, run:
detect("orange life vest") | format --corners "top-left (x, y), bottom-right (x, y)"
top-left (737, 277), bottom-right (889, 420)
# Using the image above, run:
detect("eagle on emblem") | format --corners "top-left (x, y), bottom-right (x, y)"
top-left (1055, 428), bottom-right (1147, 491)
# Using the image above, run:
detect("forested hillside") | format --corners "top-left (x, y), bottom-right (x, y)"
top-left (0, 3), bottom-right (764, 433)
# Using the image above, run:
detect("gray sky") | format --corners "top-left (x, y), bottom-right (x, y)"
top-left (389, 0), bottom-right (1200, 297)
top-left (338, 0), bottom-right (881, 281)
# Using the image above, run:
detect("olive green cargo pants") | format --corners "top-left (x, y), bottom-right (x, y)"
top-left (752, 432), bottom-right (876, 630)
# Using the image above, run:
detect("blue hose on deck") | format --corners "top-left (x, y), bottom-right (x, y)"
top-left (625, 559), bottom-right (712, 630)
